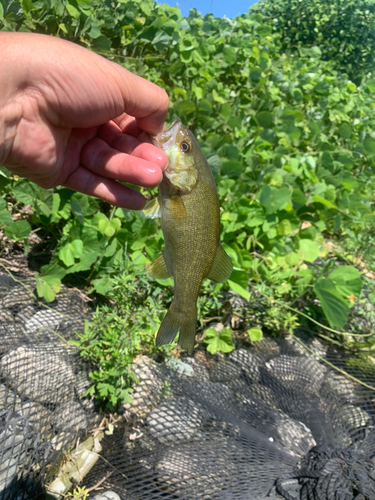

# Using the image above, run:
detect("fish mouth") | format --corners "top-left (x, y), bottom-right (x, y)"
top-left (151, 118), bottom-right (181, 151)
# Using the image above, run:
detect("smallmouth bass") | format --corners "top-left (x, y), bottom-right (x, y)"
top-left (142, 119), bottom-right (232, 354)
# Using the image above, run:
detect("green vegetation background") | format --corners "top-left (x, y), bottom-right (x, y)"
top-left (1, 0), bottom-right (375, 407)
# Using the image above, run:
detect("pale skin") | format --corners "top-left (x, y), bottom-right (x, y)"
top-left (0, 32), bottom-right (170, 209)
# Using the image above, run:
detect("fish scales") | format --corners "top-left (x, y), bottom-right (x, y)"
top-left (142, 118), bottom-right (232, 354)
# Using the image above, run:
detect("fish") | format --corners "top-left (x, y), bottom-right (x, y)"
top-left (142, 118), bottom-right (232, 354)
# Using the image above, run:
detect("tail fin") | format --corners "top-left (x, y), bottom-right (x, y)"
top-left (156, 300), bottom-right (197, 354)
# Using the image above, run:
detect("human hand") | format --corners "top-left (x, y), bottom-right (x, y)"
top-left (0, 32), bottom-right (169, 209)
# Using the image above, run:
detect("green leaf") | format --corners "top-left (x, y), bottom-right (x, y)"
top-left (328, 266), bottom-right (362, 300)
top-left (298, 239), bottom-right (319, 263)
top-left (198, 99), bottom-right (212, 114)
top-left (0, 210), bottom-right (13, 226)
top-left (312, 195), bottom-right (336, 209)
top-left (314, 278), bottom-right (349, 329)
top-left (223, 46), bottom-right (236, 64)
top-left (71, 194), bottom-right (89, 224)
top-left (310, 46), bottom-right (322, 58)
top-left (277, 219), bottom-right (292, 235)
top-left (36, 273), bottom-right (61, 303)
top-left (207, 154), bottom-right (221, 176)
top-left (92, 276), bottom-right (114, 295)
top-left (366, 79), bottom-right (375, 93)
top-left (21, 0), bottom-right (32, 13)
top-left (227, 280), bottom-right (250, 301)
top-left (229, 268), bottom-right (248, 289)
top-left (340, 172), bottom-right (358, 190)
top-left (314, 82), bottom-right (330, 95)
top-left (66, 2), bottom-right (80, 18)
top-left (338, 123), bottom-right (352, 139)
top-left (193, 84), bottom-right (204, 100)
top-left (58, 239), bottom-right (84, 267)
top-left (152, 31), bottom-right (170, 49)
top-left (212, 89), bottom-right (226, 103)
top-left (131, 250), bottom-right (148, 269)
top-left (250, 68), bottom-right (262, 81)
top-left (65, 3), bottom-right (80, 19)
top-left (247, 208), bottom-right (265, 227)
top-left (0, 3), bottom-right (4, 20)
top-left (256, 25), bottom-right (272, 37)
top-left (363, 136), bottom-right (375, 156)
top-left (40, 260), bottom-right (67, 280)
top-left (256, 111), bottom-right (273, 127)
top-left (12, 179), bottom-right (37, 205)
top-left (156, 276), bottom-right (174, 287)
top-left (174, 100), bottom-right (195, 115)
top-left (88, 20), bottom-right (102, 39)
top-left (104, 238), bottom-right (118, 257)
top-left (204, 327), bottom-right (235, 354)
top-left (71, 227), bottom-right (104, 272)
top-left (291, 189), bottom-right (306, 210)
top-left (221, 160), bottom-right (242, 178)
top-left (4, 220), bottom-right (31, 241)
top-left (286, 125), bottom-right (301, 141)
top-left (58, 23), bottom-right (68, 34)
top-left (259, 186), bottom-right (290, 214)
top-left (247, 327), bottom-right (263, 342)
top-left (115, 208), bottom-right (133, 221)
top-left (98, 217), bottom-right (121, 238)
top-left (91, 35), bottom-right (112, 51)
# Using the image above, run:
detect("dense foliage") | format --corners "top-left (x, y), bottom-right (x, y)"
top-left (252, 0), bottom-right (375, 84)
top-left (1, 0), bottom-right (375, 406)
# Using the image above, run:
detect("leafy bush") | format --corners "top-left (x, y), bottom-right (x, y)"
top-left (70, 268), bottom-right (175, 409)
top-left (252, 0), bottom-right (375, 83)
top-left (1, 0), bottom-right (375, 360)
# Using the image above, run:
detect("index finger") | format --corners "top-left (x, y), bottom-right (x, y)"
top-left (5, 33), bottom-right (170, 134)
top-left (120, 71), bottom-right (170, 135)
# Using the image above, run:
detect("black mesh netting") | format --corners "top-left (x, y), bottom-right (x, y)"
top-left (0, 269), bottom-right (375, 499)
top-left (0, 269), bottom-right (99, 500)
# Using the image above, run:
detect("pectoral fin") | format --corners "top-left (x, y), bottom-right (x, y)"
top-left (141, 197), bottom-right (161, 219)
top-left (148, 252), bottom-right (171, 279)
top-left (207, 245), bottom-right (233, 283)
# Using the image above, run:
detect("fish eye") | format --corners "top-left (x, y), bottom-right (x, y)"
top-left (180, 141), bottom-right (191, 153)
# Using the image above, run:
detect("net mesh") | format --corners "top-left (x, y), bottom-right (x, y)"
top-left (0, 269), bottom-right (98, 499)
top-left (82, 336), bottom-right (375, 499)
top-left (0, 267), bottom-right (374, 499)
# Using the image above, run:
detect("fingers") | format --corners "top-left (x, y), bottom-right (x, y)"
top-left (1, 33), bottom-right (169, 134)
top-left (98, 120), bottom-right (167, 166)
top-left (115, 70), bottom-right (169, 135)
top-left (80, 136), bottom-right (165, 188)
top-left (63, 166), bottom-right (146, 209)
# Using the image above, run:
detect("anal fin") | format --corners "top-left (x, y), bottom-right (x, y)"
top-left (147, 252), bottom-right (171, 280)
top-left (207, 245), bottom-right (233, 283)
